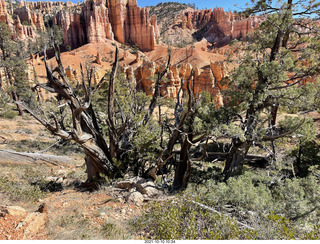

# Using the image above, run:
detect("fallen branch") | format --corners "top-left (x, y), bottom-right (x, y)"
top-left (191, 200), bottom-right (255, 230)
top-left (38, 139), bottom-right (62, 153)
top-left (143, 196), bottom-right (176, 202)
top-left (205, 152), bottom-right (269, 163)
top-left (0, 149), bottom-right (71, 166)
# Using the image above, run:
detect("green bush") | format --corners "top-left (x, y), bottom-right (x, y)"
top-left (0, 96), bottom-right (18, 119)
top-left (263, 212), bottom-right (296, 239)
top-left (198, 172), bottom-right (276, 213)
top-left (183, 171), bottom-right (320, 239)
top-left (289, 141), bottom-right (320, 177)
top-left (132, 195), bottom-right (257, 240)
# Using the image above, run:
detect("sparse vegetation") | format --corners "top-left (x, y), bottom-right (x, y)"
top-left (0, 0), bottom-right (319, 241)
top-left (0, 165), bottom-right (48, 203)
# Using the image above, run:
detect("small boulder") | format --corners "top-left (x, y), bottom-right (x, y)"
top-left (22, 212), bottom-right (48, 239)
top-left (125, 191), bottom-right (144, 205)
top-left (114, 177), bottom-right (147, 189)
top-left (14, 204), bottom-right (49, 239)
top-left (136, 181), bottom-right (160, 197)
top-left (0, 206), bottom-right (27, 217)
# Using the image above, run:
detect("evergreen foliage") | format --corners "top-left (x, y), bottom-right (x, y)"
top-left (211, 0), bottom-right (320, 179)
top-left (0, 22), bottom-right (36, 115)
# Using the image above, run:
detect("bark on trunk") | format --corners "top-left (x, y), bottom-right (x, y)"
top-left (223, 141), bottom-right (251, 180)
top-left (81, 138), bottom-right (116, 180)
top-left (172, 134), bottom-right (192, 191)
top-left (11, 90), bottom-right (24, 116)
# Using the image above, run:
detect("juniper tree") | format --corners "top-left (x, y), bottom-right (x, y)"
top-left (221, 0), bottom-right (320, 179)
top-left (0, 22), bottom-right (35, 115)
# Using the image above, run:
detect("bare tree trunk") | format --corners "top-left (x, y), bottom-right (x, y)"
top-left (11, 90), bottom-right (23, 116)
top-left (16, 44), bottom-right (121, 182)
top-left (172, 133), bottom-right (192, 191)
top-left (0, 149), bottom-right (70, 166)
top-left (5, 68), bottom-right (24, 116)
top-left (148, 71), bottom-right (196, 191)
top-left (270, 105), bottom-right (279, 160)
top-left (223, 139), bottom-right (251, 181)
top-left (107, 48), bottom-right (118, 160)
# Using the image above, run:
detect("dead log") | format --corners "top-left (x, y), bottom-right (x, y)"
top-left (204, 152), bottom-right (270, 168)
top-left (0, 149), bottom-right (71, 166)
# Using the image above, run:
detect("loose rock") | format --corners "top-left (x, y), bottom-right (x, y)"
top-left (125, 191), bottom-right (144, 205)
top-left (0, 206), bottom-right (27, 217)
top-left (136, 181), bottom-right (160, 197)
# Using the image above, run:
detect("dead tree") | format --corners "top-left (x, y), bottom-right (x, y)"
top-left (147, 70), bottom-right (209, 191)
top-left (17, 43), bottom-right (170, 183)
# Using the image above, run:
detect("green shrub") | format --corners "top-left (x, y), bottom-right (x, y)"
top-left (276, 176), bottom-right (320, 224)
top-left (198, 172), bottom-right (276, 213)
top-left (0, 97), bottom-right (18, 119)
top-left (132, 195), bottom-right (257, 240)
top-left (289, 141), bottom-right (320, 177)
top-left (303, 225), bottom-right (320, 240)
top-left (194, 172), bottom-right (320, 223)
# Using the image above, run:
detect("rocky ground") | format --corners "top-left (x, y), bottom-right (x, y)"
top-left (0, 116), bottom-right (168, 240)
top-left (1, 107), bottom-right (319, 240)
top-left (0, 186), bottom-right (146, 240)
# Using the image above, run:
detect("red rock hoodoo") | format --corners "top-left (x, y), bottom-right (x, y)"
top-left (0, 0), bottom-right (158, 51)
top-left (53, 0), bottom-right (157, 50)
top-left (133, 58), bottom-right (227, 106)
top-left (182, 8), bottom-right (264, 45)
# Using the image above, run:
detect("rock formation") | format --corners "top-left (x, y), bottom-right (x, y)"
top-left (20, 0), bottom-right (71, 13)
top-left (123, 0), bottom-right (157, 51)
top-left (0, 0), bottom-right (37, 41)
top-left (193, 67), bottom-right (215, 95)
top-left (53, 0), bottom-right (157, 51)
top-left (0, 0), bottom-right (9, 24)
top-left (0, 1), bottom-right (264, 53)
top-left (13, 16), bottom-right (35, 39)
top-left (133, 57), bottom-right (226, 106)
top-left (81, 0), bottom-right (114, 44)
top-left (135, 58), bottom-right (157, 95)
top-left (54, 11), bottom-right (86, 50)
top-left (53, 0), bottom-right (113, 49)
top-left (1, 0), bottom-right (158, 51)
top-left (14, 6), bottom-right (45, 31)
top-left (0, 0), bottom-right (258, 105)
top-left (182, 8), bottom-right (264, 45)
